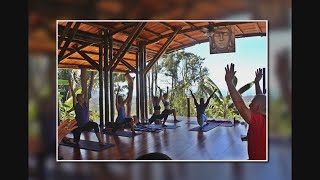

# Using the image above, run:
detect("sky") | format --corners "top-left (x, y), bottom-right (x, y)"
top-left (157, 36), bottom-right (268, 97)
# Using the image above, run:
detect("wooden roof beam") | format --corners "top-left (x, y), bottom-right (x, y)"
top-left (147, 22), bottom-right (260, 45)
top-left (143, 27), bottom-right (182, 75)
top-left (108, 22), bottom-right (147, 71)
top-left (58, 22), bottom-right (81, 63)
top-left (120, 59), bottom-right (136, 72)
top-left (58, 22), bottom-right (72, 48)
top-left (255, 23), bottom-right (262, 33)
top-left (58, 24), bottom-right (158, 55)
top-left (111, 23), bottom-right (138, 35)
top-left (166, 38), bottom-right (208, 54)
top-left (61, 43), bottom-right (92, 61)
top-left (158, 22), bottom-right (184, 45)
top-left (182, 33), bottom-right (197, 42)
top-left (73, 45), bottom-right (101, 71)
top-left (234, 25), bottom-right (244, 35)
top-left (185, 22), bottom-right (207, 34)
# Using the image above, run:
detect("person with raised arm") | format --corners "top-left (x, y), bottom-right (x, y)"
top-left (225, 63), bottom-right (266, 160)
top-left (190, 89), bottom-right (216, 130)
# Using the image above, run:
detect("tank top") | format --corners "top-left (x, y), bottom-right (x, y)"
top-left (116, 105), bottom-right (126, 124)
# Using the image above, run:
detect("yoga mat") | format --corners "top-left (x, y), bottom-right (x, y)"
top-left (161, 119), bottom-right (181, 123)
top-left (148, 124), bottom-right (180, 129)
top-left (134, 126), bottom-right (162, 133)
top-left (207, 119), bottom-right (234, 127)
top-left (59, 139), bottom-right (115, 152)
top-left (185, 121), bottom-right (197, 124)
top-left (189, 122), bottom-right (220, 132)
top-left (103, 130), bottom-right (142, 137)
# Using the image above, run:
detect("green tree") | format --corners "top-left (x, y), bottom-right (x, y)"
top-left (202, 76), bottom-right (254, 119)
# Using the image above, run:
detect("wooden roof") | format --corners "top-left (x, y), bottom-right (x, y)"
top-left (58, 21), bottom-right (266, 72)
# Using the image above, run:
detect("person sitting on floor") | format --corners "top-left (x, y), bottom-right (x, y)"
top-left (160, 91), bottom-right (178, 127)
top-left (225, 63), bottom-right (266, 160)
top-left (190, 90), bottom-right (216, 130)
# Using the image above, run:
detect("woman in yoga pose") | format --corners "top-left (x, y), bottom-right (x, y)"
top-left (112, 90), bottom-right (136, 135)
top-left (190, 90), bottom-right (216, 130)
top-left (148, 88), bottom-right (166, 125)
top-left (160, 91), bottom-right (178, 127)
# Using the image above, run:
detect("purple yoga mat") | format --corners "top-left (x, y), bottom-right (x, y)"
top-left (189, 122), bottom-right (220, 132)
top-left (59, 139), bottom-right (115, 151)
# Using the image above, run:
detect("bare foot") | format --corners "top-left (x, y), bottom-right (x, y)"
top-left (99, 141), bottom-right (105, 146)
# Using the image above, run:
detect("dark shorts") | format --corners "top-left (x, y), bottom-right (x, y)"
top-left (162, 109), bottom-right (174, 115)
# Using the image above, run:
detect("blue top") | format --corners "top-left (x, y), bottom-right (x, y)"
top-left (75, 103), bottom-right (89, 128)
top-left (116, 105), bottom-right (126, 124)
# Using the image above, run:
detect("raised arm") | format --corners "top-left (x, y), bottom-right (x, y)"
top-left (225, 63), bottom-right (251, 123)
top-left (190, 90), bottom-right (199, 106)
top-left (123, 90), bottom-right (131, 104)
top-left (254, 68), bottom-right (263, 95)
top-left (116, 88), bottom-right (121, 109)
top-left (158, 87), bottom-right (163, 104)
top-left (68, 79), bottom-right (76, 108)
top-left (205, 89), bottom-right (217, 107)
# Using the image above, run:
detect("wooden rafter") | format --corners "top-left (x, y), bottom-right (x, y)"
top-left (58, 22), bottom-right (81, 62)
top-left (58, 24), bottom-right (159, 55)
top-left (234, 25), bottom-right (244, 35)
top-left (143, 27), bottom-right (182, 74)
top-left (61, 43), bottom-right (92, 60)
top-left (58, 22), bottom-right (72, 48)
top-left (147, 22), bottom-right (250, 45)
top-left (108, 22), bottom-right (147, 71)
top-left (111, 23), bottom-right (138, 35)
top-left (120, 59), bottom-right (136, 72)
top-left (158, 22), bottom-right (184, 45)
top-left (182, 33), bottom-right (197, 42)
top-left (255, 23), bottom-right (262, 33)
top-left (73, 45), bottom-right (101, 71)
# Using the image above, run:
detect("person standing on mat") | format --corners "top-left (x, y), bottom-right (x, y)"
top-left (225, 63), bottom-right (266, 160)
top-left (190, 90), bottom-right (216, 130)
top-left (68, 93), bottom-right (105, 146)
top-left (161, 91), bottom-right (178, 127)
top-left (148, 88), bottom-right (166, 125)
top-left (112, 90), bottom-right (136, 135)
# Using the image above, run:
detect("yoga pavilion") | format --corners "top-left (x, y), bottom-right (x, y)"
top-left (57, 21), bottom-right (266, 160)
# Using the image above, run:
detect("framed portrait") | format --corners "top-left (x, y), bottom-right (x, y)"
top-left (209, 26), bottom-right (235, 54)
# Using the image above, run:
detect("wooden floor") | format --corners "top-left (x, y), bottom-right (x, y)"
top-left (58, 116), bottom-right (249, 161)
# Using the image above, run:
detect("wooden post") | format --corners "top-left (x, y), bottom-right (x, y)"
top-left (99, 32), bottom-right (104, 127)
top-left (143, 46), bottom-right (148, 118)
top-left (136, 51), bottom-right (140, 119)
top-left (263, 68), bottom-right (266, 94)
top-left (109, 35), bottom-right (115, 122)
top-left (187, 97), bottom-right (190, 117)
top-left (167, 86), bottom-right (169, 94)
top-left (103, 30), bottom-right (109, 124)
top-left (139, 42), bottom-right (145, 120)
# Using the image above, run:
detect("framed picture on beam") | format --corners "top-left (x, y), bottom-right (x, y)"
top-left (209, 26), bottom-right (236, 54)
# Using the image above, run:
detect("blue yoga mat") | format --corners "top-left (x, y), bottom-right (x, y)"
top-left (148, 124), bottom-right (180, 129)
top-left (104, 130), bottom-right (142, 137)
top-left (185, 121), bottom-right (197, 124)
top-left (161, 119), bottom-right (181, 123)
top-left (189, 122), bottom-right (220, 132)
top-left (59, 139), bottom-right (115, 151)
top-left (134, 126), bottom-right (162, 133)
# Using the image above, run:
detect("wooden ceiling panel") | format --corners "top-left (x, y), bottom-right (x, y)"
top-left (58, 21), bottom-right (267, 72)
